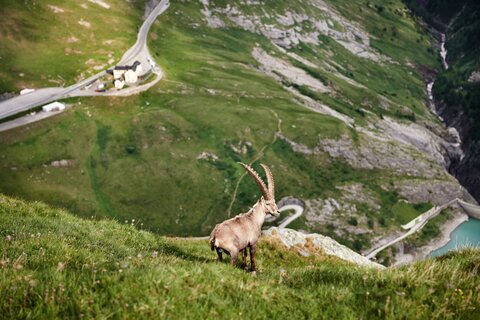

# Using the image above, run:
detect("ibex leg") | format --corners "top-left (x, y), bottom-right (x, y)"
top-left (216, 247), bottom-right (223, 262)
top-left (241, 249), bottom-right (248, 270)
top-left (250, 244), bottom-right (257, 272)
top-left (230, 249), bottom-right (239, 266)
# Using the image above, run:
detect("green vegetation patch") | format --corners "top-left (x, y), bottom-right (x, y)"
top-left (391, 201), bottom-right (433, 225)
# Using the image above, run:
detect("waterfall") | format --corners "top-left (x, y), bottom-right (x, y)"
top-left (425, 32), bottom-right (464, 159)
top-left (440, 33), bottom-right (449, 70)
top-left (426, 80), bottom-right (442, 120)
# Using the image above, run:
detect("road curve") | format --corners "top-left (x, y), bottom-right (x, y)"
top-left (278, 204), bottom-right (304, 228)
top-left (0, 0), bottom-right (170, 121)
top-left (271, 197), bottom-right (305, 228)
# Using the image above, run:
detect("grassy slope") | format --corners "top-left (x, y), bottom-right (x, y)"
top-left (1, 195), bottom-right (479, 319)
top-left (0, 0), bottom-right (448, 250)
top-left (0, 0), bottom-right (145, 92)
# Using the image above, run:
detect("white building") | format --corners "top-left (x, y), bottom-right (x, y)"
top-left (113, 67), bottom-right (128, 79)
top-left (42, 102), bottom-right (65, 112)
top-left (114, 79), bottom-right (125, 89)
top-left (124, 69), bottom-right (138, 83)
top-left (110, 60), bottom-right (143, 85)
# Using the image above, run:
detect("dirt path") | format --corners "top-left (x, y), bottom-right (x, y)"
top-left (226, 110), bottom-right (282, 216)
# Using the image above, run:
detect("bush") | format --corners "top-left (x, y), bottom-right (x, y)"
top-left (348, 217), bottom-right (358, 226)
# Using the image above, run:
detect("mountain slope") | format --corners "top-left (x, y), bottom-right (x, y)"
top-left (1, 194), bottom-right (479, 319)
top-left (0, 0), bottom-right (476, 264)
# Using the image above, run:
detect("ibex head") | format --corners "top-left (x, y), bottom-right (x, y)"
top-left (239, 162), bottom-right (280, 217)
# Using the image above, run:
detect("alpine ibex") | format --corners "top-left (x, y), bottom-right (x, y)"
top-left (209, 163), bottom-right (279, 271)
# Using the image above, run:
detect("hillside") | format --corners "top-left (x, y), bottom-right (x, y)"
top-left (0, 0), bottom-right (146, 94)
top-left (1, 194), bottom-right (479, 319)
top-left (0, 0), bottom-right (477, 265)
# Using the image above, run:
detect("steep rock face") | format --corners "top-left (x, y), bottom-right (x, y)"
top-left (434, 103), bottom-right (480, 202)
top-left (402, 0), bottom-right (480, 204)
top-left (263, 227), bottom-right (384, 269)
top-left (425, 0), bottom-right (480, 203)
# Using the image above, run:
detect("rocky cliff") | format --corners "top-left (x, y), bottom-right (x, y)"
top-left (406, 0), bottom-right (480, 203)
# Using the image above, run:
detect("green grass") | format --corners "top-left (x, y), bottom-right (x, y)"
top-left (391, 201), bottom-right (433, 225)
top-left (1, 195), bottom-right (479, 319)
top-left (0, 0), bottom-right (146, 92)
top-left (330, 0), bottom-right (439, 67)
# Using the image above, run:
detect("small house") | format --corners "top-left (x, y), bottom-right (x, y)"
top-left (124, 69), bottom-right (138, 83)
top-left (112, 66), bottom-right (129, 79)
top-left (109, 60), bottom-right (143, 85)
top-left (131, 61), bottom-right (143, 74)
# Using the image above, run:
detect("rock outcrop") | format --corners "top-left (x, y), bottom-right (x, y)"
top-left (263, 227), bottom-right (384, 269)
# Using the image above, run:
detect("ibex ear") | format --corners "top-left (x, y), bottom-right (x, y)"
top-left (259, 196), bottom-right (267, 206)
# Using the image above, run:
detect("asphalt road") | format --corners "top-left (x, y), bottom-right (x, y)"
top-left (264, 198), bottom-right (305, 228)
top-left (278, 204), bottom-right (304, 228)
top-left (0, 107), bottom-right (69, 133)
top-left (0, 0), bottom-right (170, 120)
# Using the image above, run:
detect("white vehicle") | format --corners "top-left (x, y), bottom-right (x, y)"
top-left (20, 88), bottom-right (35, 95)
top-left (42, 102), bottom-right (66, 112)
top-left (147, 57), bottom-right (156, 68)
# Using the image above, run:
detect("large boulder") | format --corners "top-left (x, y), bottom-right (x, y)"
top-left (263, 227), bottom-right (384, 269)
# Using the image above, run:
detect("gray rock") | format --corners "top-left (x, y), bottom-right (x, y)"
top-left (200, 1), bottom-right (388, 61)
top-left (50, 159), bottom-right (75, 167)
top-left (263, 227), bottom-right (384, 269)
top-left (394, 179), bottom-right (476, 205)
top-left (468, 70), bottom-right (480, 83)
top-left (319, 132), bottom-right (441, 178)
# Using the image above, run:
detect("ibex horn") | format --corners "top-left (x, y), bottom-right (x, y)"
top-left (239, 162), bottom-right (270, 200)
top-left (260, 164), bottom-right (275, 200)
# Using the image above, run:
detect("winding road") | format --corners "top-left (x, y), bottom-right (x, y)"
top-left (0, 0), bottom-right (170, 121)
top-left (266, 197), bottom-right (305, 228)
top-left (278, 204), bottom-right (304, 228)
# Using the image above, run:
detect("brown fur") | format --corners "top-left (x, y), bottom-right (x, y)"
top-left (209, 163), bottom-right (279, 271)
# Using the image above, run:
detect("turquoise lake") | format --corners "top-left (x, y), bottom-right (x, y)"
top-left (430, 218), bottom-right (480, 257)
